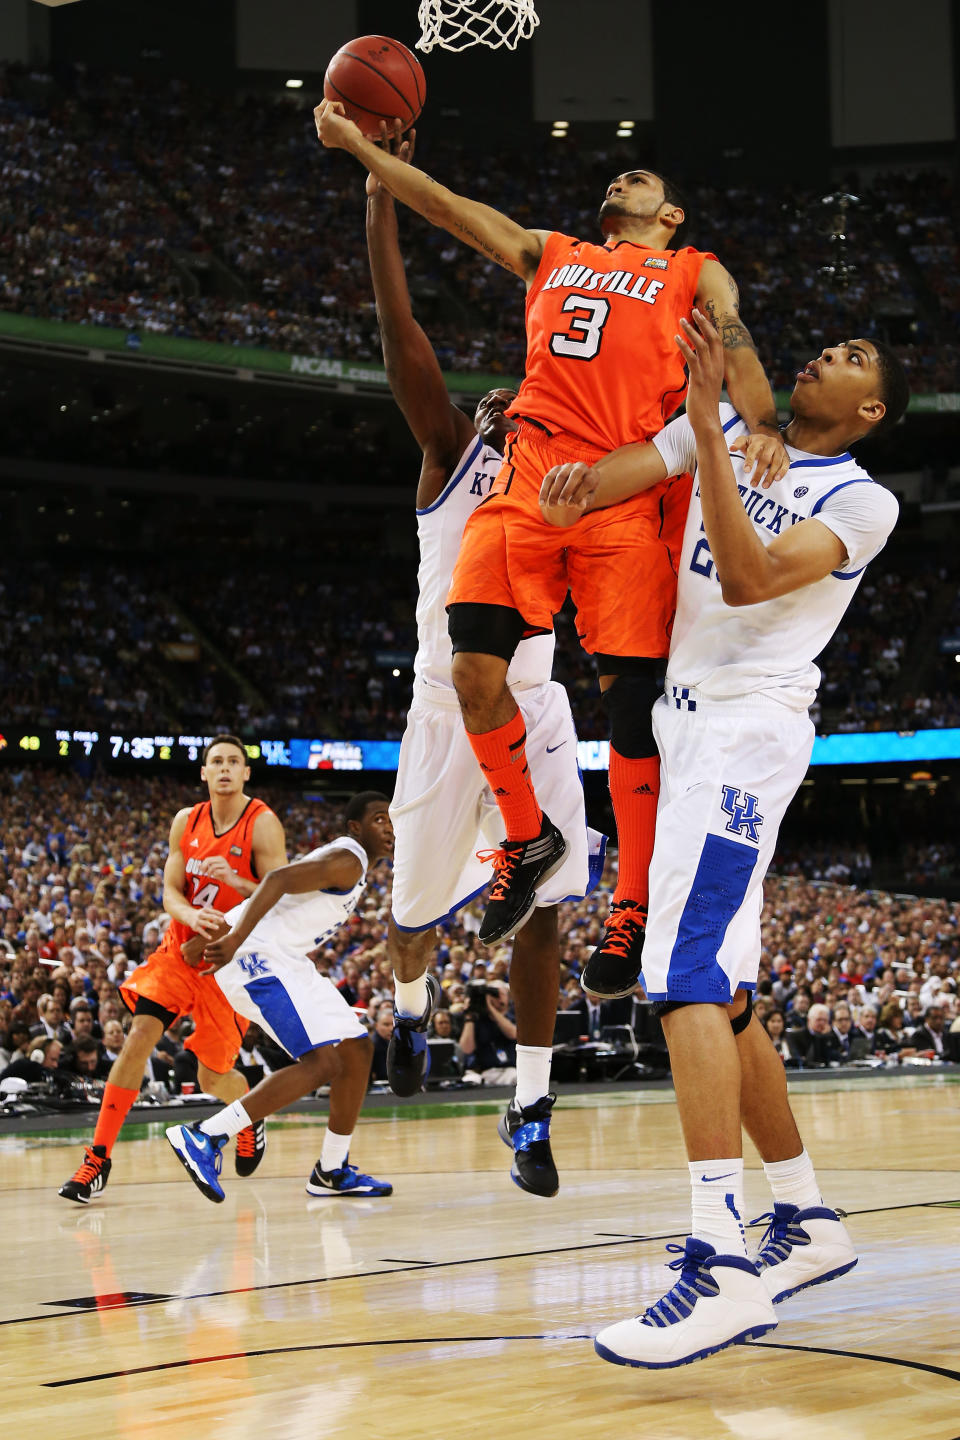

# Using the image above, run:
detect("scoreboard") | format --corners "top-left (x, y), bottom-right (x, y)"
top-left (2, 726), bottom-right (960, 771)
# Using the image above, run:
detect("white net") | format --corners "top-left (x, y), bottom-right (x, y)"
top-left (417, 0), bottom-right (540, 52)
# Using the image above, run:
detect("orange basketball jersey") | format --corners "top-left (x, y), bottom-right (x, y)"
top-left (160, 797), bottom-right (273, 960)
top-left (513, 232), bottom-right (716, 452)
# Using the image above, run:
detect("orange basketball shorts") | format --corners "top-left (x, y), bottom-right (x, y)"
top-left (447, 421), bottom-right (682, 659)
top-left (119, 945), bottom-right (247, 1074)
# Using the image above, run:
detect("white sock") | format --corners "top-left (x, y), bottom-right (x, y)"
top-left (200, 1098), bottom-right (251, 1141)
top-left (689, 1158), bottom-right (747, 1257)
top-left (763, 1148), bottom-right (822, 1211)
top-left (514, 1045), bottom-right (552, 1110)
top-left (394, 974), bottom-right (429, 1020)
top-left (320, 1128), bottom-right (352, 1173)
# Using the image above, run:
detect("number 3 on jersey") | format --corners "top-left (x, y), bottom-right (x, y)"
top-left (549, 295), bottom-right (611, 361)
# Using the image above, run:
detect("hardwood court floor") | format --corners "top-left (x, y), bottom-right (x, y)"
top-left (2, 1077), bottom-right (958, 1440)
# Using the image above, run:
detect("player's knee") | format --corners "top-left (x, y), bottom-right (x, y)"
top-left (450, 649), bottom-right (509, 716)
top-left (126, 1014), bottom-right (163, 1054)
top-left (448, 602), bottom-right (525, 667)
top-left (601, 669), bottom-right (661, 759)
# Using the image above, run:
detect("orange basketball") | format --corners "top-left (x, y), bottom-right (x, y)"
top-left (323, 35), bottom-right (425, 138)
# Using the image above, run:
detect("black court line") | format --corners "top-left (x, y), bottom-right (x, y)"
top-left (6, 1196), bottom-right (959, 1332)
top-left (45, 1334), bottom-right (960, 1389)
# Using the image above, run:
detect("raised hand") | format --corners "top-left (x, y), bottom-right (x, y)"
top-left (314, 99), bottom-right (364, 153)
top-left (366, 118), bottom-right (417, 197)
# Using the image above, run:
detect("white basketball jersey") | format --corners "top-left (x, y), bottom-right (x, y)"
top-left (225, 836), bottom-right (367, 965)
top-left (652, 405), bottom-right (899, 710)
top-left (414, 434), bottom-right (555, 693)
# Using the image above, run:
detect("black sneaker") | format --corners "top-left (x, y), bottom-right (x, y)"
top-left (477, 812), bottom-right (566, 945)
top-left (58, 1144), bottom-right (112, 1204)
top-left (235, 1118), bottom-right (266, 1177)
top-left (498, 1093), bottom-right (559, 1197)
top-left (387, 973), bottom-right (441, 1098)
top-left (581, 899), bottom-right (647, 998)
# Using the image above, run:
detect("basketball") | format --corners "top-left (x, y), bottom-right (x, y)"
top-left (323, 35), bottom-right (425, 138)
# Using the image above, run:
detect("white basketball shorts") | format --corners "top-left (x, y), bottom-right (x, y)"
top-left (641, 690), bottom-right (815, 1004)
top-left (214, 948), bottom-right (366, 1058)
top-left (391, 680), bottom-right (605, 931)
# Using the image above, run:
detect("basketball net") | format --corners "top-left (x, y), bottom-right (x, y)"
top-left (417, 0), bottom-right (540, 52)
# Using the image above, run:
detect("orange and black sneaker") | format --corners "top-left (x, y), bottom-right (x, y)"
top-left (477, 812), bottom-right (566, 945)
top-left (581, 900), bottom-right (648, 999)
top-left (58, 1144), bottom-right (112, 1204)
top-left (235, 1119), bottom-right (266, 1177)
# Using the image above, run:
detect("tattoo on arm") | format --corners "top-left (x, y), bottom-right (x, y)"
top-left (454, 220), bottom-right (511, 271)
top-left (703, 297), bottom-right (757, 353)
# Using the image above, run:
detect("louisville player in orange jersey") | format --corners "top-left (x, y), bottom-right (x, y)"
top-left (58, 735), bottom-right (288, 1203)
top-left (315, 102), bottom-right (788, 976)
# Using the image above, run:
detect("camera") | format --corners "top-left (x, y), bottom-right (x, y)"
top-left (465, 982), bottom-right (497, 1017)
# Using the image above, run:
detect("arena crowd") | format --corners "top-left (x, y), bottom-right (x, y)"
top-left (1, 64), bottom-right (957, 392)
top-left (1, 769), bottom-right (957, 1100)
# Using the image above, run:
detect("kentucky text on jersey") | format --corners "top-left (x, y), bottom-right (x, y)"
top-left (540, 264), bottom-right (666, 305)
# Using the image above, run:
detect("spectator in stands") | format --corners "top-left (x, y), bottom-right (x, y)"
top-left (459, 981), bottom-right (518, 1086)
top-left (791, 1003), bottom-right (845, 1067)
top-left (369, 1002), bottom-right (395, 1083)
top-left (762, 1008), bottom-right (796, 1067)
top-left (1, 1034), bottom-right (61, 1083)
top-left (59, 1035), bottom-right (111, 1080)
top-left (910, 1005), bottom-right (947, 1058)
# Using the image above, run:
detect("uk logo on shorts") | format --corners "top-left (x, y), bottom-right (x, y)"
top-left (720, 786), bottom-right (764, 844)
top-left (236, 951), bottom-right (270, 979)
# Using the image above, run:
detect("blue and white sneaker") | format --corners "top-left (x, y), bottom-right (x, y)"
top-left (753, 1203), bottom-right (857, 1303)
top-left (387, 973), bottom-right (441, 1098)
top-left (594, 1237), bottom-right (777, 1369)
top-left (498, 1093), bottom-right (558, 1197)
top-left (304, 1159), bottom-right (393, 1197)
top-left (166, 1122), bottom-right (227, 1204)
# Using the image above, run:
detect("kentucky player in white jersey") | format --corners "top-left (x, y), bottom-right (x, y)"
top-left (541, 311), bottom-right (909, 1367)
top-left (367, 124), bottom-right (603, 1198)
top-left (165, 793), bottom-right (394, 1202)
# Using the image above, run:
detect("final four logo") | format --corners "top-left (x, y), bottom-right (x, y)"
top-left (720, 786), bottom-right (764, 843)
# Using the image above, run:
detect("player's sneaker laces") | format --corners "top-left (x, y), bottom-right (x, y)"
top-left (477, 812), bottom-right (566, 945)
top-left (166, 1121), bottom-right (227, 1203)
top-left (234, 1118), bottom-right (266, 1177)
top-left (388, 973), bottom-right (442, 1098)
top-left (58, 1144), bottom-right (112, 1204)
top-left (594, 1237), bottom-right (777, 1369)
top-left (498, 1092), bottom-right (559, 1197)
top-left (304, 1160), bottom-right (393, 1197)
top-left (753, 1203), bottom-right (858, 1303)
top-left (581, 899), bottom-right (647, 999)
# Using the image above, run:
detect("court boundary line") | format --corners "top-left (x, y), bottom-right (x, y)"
top-left (44, 1334), bottom-right (960, 1389)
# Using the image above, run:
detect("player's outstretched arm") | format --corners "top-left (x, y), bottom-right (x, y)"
top-left (539, 444), bottom-right (670, 527)
top-left (679, 311), bottom-right (847, 606)
top-left (366, 122), bottom-right (474, 472)
top-left (695, 259), bottom-right (788, 486)
top-left (199, 851), bottom-right (364, 971)
top-left (316, 101), bottom-right (548, 282)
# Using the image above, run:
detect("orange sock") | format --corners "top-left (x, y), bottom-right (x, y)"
top-left (92, 1083), bottom-right (140, 1156)
top-left (609, 747), bottom-right (660, 906)
top-left (468, 708), bottom-right (543, 842)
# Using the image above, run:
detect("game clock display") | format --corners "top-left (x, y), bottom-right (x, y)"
top-left (3, 726), bottom-right (960, 772)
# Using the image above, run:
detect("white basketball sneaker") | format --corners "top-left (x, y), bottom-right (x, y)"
top-left (753, 1203), bottom-right (858, 1303)
top-left (594, 1236), bottom-right (777, 1369)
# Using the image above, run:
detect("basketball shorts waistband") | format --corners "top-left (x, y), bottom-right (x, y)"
top-left (511, 418), bottom-right (607, 465)
top-left (665, 685), bottom-right (808, 716)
